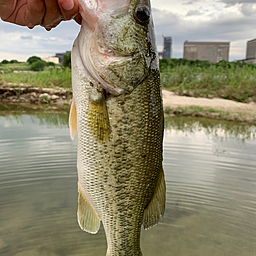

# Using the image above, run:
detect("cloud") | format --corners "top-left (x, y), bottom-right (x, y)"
top-left (0, 20), bottom-right (80, 61)
top-left (240, 3), bottom-right (256, 16)
top-left (153, 7), bottom-right (256, 60)
top-left (1, 3), bottom-right (256, 62)
top-left (183, 0), bottom-right (202, 4)
top-left (20, 35), bottom-right (33, 40)
top-left (186, 10), bottom-right (202, 16)
top-left (218, 0), bottom-right (256, 6)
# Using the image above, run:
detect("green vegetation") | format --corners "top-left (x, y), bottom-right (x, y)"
top-left (1, 57), bottom-right (256, 103)
top-left (27, 56), bottom-right (42, 65)
top-left (0, 62), bottom-right (31, 73)
top-left (30, 60), bottom-right (47, 71)
top-left (164, 105), bottom-right (256, 124)
top-left (0, 56), bottom-right (58, 73)
top-left (62, 52), bottom-right (71, 68)
top-left (1, 59), bottom-right (10, 64)
top-left (160, 59), bottom-right (256, 103)
top-left (2, 68), bottom-right (71, 89)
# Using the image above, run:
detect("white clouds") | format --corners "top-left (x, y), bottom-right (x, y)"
top-left (218, 0), bottom-right (256, 6)
top-left (0, 1), bottom-right (256, 61)
top-left (240, 3), bottom-right (256, 16)
top-left (20, 35), bottom-right (33, 40)
top-left (0, 20), bottom-right (80, 61)
top-left (186, 10), bottom-right (202, 16)
top-left (152, 0), bottom-right (256, 60)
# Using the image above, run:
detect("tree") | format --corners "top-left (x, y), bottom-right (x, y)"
top-left (9, 59), bottom-right (19, 64)
top-left (1, 59), bottom-right (9, 64)
top-left (62, 52), bottom-right (71, 68)
top-left (27, 56), bottom-right (42, 65)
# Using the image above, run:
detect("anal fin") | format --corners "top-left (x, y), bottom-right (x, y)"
top-left (143, 168), bottom-right (166, 230)
top-left (77, 188), bottom-right (100, 234)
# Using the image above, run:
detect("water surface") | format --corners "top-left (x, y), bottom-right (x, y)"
top-left (0, 107), bottom-right (255, 256)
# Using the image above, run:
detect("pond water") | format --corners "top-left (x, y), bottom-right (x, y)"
top-left (0, 106), bottom-right (256, 256)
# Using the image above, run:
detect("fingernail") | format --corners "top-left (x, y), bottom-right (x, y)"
top-left (61, 0), bottom-right (74, 10)
top-left (45, 25), bottom-right (52, 31)
top-left (28, 23), bottom-right (34, 29)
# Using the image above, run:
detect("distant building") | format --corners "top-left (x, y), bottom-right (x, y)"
top-left (245, 38), bottom-right (256, 64)
top-left (54, 51), bottom-right (71, 64)
top-left (42, 56), bottom-right (59, 64)
top-left (162, 36), bottom-right (172, 59)
top-left (183, 41), bottom-right (230, 63)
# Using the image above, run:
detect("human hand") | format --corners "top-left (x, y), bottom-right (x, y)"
top-left (0, 0), bottom-right (81, 30)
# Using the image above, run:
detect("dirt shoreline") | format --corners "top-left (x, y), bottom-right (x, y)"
top-left (0, 85), bottom-right (255, 124)
top-left (162, 90), bottom-right (256, 124)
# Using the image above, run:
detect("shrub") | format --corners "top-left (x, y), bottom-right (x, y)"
top-left (27, 56), bottom-right (42, 65)
top-left (62, 52), bottom-right (71, 68)
top-left (1, 59), bottom-right (9, 64)
top-left (9, 59), bottom-right (19, 64)
top-left (30, 60), bottom-right (47, 71)
top-left (46, 62), bottom-right (55, 67)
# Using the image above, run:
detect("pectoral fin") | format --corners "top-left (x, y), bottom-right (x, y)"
top-left (69, 98), bottom-right (77, 140)
top-left (143, 168), bottom-right (166, 230)
top-left (88, 90), bottom-right (111, 143)
top-left (77, 188), bottom-right (100, 234)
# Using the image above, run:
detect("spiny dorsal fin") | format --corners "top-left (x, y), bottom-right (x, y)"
top-left (88, 90), bottom-right (111, 143)
top-left (69, 98), bottom-right (77, 140)
top-left (77, 188), bottom-right (100, 234)
top-left (143, 168), bottom-right (166, 230)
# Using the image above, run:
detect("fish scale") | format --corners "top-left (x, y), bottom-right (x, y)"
top-left (69, 1), bottom-right (165, 255)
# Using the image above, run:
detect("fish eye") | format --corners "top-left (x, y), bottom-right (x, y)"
top-left (134, 6), bottom-right (150, 24)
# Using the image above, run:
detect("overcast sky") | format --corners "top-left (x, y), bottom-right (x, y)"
top-left (1, 0), bottom-right (256, 62)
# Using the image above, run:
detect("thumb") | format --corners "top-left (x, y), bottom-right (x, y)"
top-left (58, 0), bottom-right (74, 11)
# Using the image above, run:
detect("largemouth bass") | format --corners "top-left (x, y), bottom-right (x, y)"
top-left (69, 0), bottom-right (165, 255)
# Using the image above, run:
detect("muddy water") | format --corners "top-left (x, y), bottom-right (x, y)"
top-left (0, 108), bottom-right (255, 256)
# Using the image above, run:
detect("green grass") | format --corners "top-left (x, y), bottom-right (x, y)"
top-left (2, 68), bottom-right (72, 89)
top-left (160, 61), bottom-right (256, 103)
top-left (163, 105), bottom-right (256, 124)
top-left (1, 59), bottom-right (256, 103)
top-left (0, 62), bottom-right (31, 73)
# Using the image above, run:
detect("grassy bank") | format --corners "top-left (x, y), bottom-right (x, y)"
top-left (1, 68), bottom-right (72, 90)
top-left (160, 59), bottom-right (256, 103)
top-left (164, 106), bottom-right (256, 124)
top-left (1, 58), bottom-right (256, 103)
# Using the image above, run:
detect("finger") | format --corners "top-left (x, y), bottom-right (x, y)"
top-left (0, 0), bottom-right (16, 21)
top-left (58, 0), bottom-right (79, 21)
top-left (3, 0), bottom-right (45, 27)
top-left (41, 0), bottom-right (62, 29)
top-left (23, 0), bottom-right (45, 27)
top-left (58, 0), bottom-right (74, 11)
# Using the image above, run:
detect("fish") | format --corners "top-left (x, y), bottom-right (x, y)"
top-left (69, 0), bottom-right (166, 255)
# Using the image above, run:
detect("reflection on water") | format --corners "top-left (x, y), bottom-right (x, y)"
top-left (0, 106), bottom-right (256, 256)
